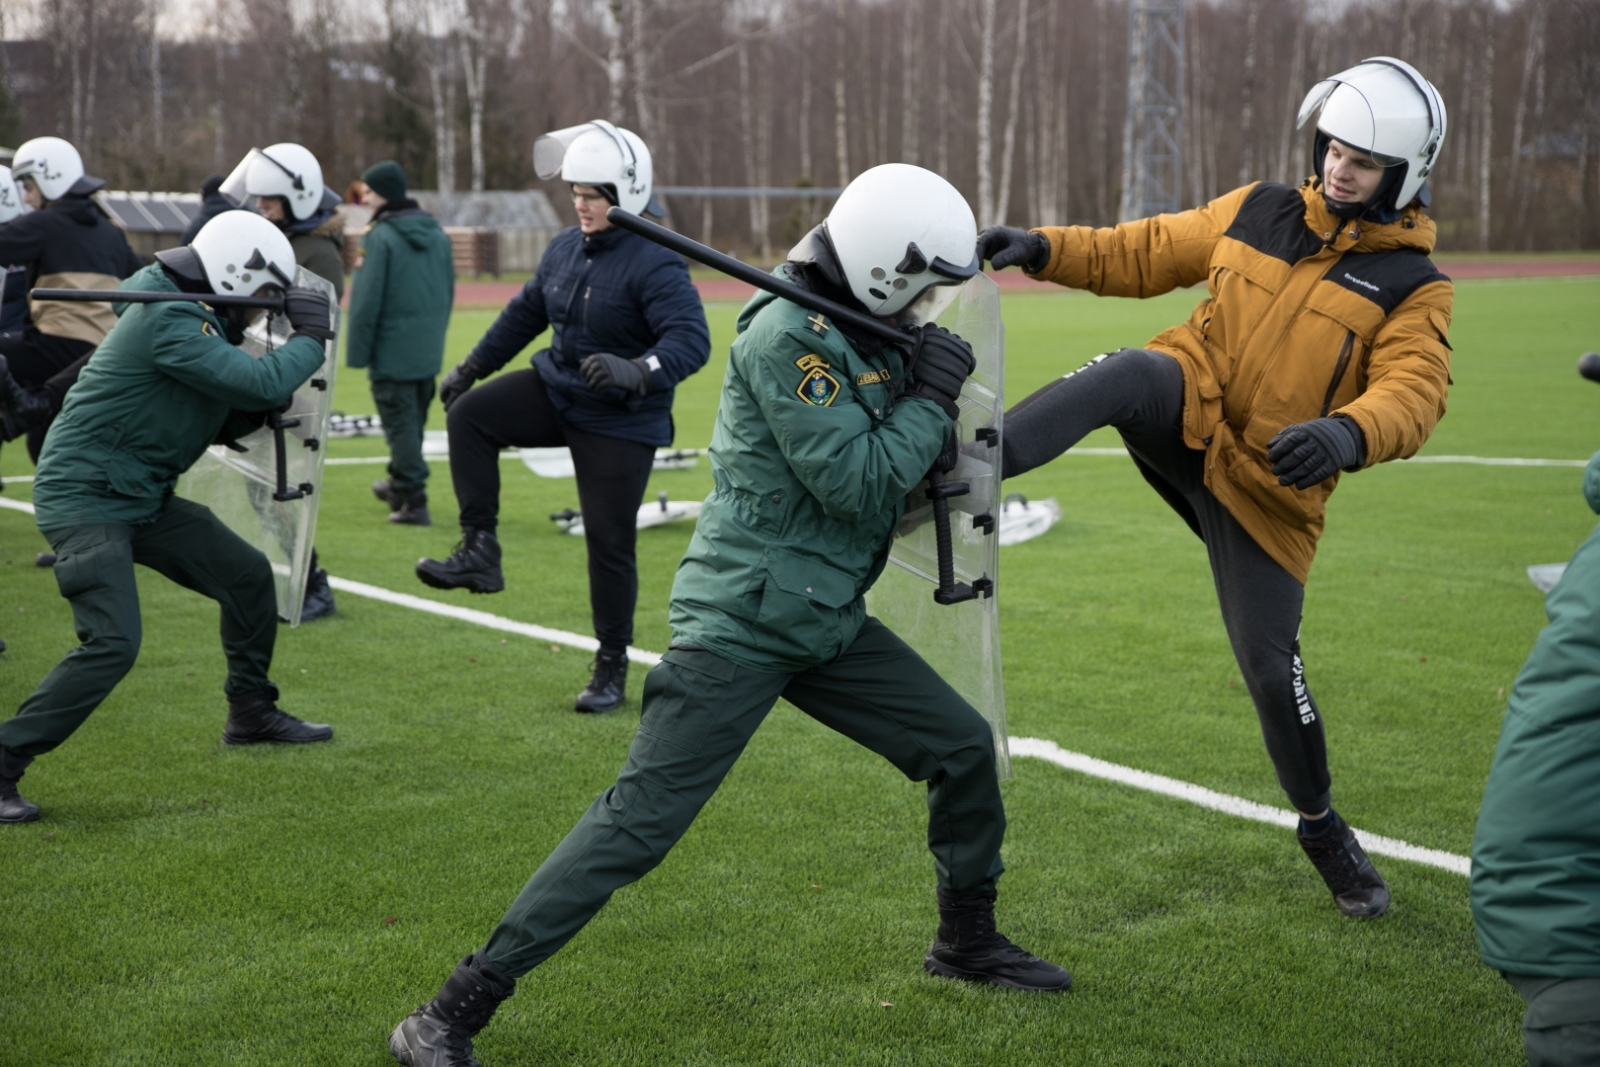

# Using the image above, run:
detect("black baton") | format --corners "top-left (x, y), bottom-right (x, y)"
top-left (29, 288), bottom-right (286, 311)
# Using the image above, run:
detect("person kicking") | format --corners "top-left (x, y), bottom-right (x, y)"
top-left (389, 164), bottom-right (1070, 1067)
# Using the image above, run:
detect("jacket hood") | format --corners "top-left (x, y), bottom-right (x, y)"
top-left (283, 189), bottom-right (344, 236)
top-left (112, 261), bottom-right (179, 316)
top-left (1299, 179), bottom-right (1436, 255)
top-left (307, 207), bottom-right (347, 242)
top-left (381, 211), bottom-right (443, 249)
top-left (52, 194), bottom-right (105, 227)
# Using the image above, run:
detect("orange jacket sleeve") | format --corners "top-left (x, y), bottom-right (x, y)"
top-left (1337, 279), bottom-right (1454, 466)
top-left (1030, 185), bottom-right (1255, 298)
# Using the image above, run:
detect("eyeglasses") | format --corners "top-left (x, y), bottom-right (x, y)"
top-left (570, 190), bottom-right (610, 205)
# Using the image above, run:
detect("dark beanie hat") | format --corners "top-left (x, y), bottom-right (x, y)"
top-left (362, 160), bottom-right (408, 201)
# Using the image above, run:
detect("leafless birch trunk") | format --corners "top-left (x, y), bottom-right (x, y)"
top-left (834, 0), bottom-right (850, 186)
top-left (150, 0), bottom-right (163, 152)
top-left (900, 0), bottom-right (919, 165)
top-left (460, 13), bottom-right (488, 192)
top-left (993, 0), bottom-right (1028, 225)
top-left (606, 0), bottom-right (626, 125)
top-left (975, 0), bottom-right (997, 226)
top-left (1510, 0), bottom-right (1546, 238)
top-left (630, 0), bottom-right (654, 143)
top-left (1237, 0), bottom-right (1258, 184)
top-left (1476, 4), bottom-right (1495, 251)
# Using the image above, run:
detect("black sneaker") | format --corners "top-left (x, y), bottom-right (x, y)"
top-left (0, 745), bottom-right (40, 824)
top-left (300, 563), bottom-right (337, 622)
top-left (924, 889), bottom-right (1072, 991)
top-left (1297, 810), bottom-right (1390, 918)
top-left (390, 954), bottom-right (515, 1067)
top-left (222, 686), bottom-right (334, 745)
top-left (390, 491), bottom-right (432, 527)
top-left (575, 650), bottom-right (628, 713)
top-left (417, 530), bottom-right (504, 594)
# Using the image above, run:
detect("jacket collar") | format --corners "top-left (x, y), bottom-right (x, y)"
top-left (1299, 180), bottom-right (1436, 256)
top-left (581, 225), bottom-right (630, 255)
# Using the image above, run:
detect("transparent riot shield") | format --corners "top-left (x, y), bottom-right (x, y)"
top-left (864, 274), bottom-right (1008, 778)
top-left (176, 267), bottom-right (338, 627)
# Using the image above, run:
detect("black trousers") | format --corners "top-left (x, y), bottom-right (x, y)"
top-left (0, 330), bottom-right (94, 463)
top-left (1004, 349), bottom-right (1332, 815)
top-left (447, 368), bottom-right (656, 651)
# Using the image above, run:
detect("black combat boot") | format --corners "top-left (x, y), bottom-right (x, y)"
top-left (575, 649), bottom-right (628, 713)
top-left (222, 685), bottom-right (334, 745)
top-left (1297, 810), bottom-right (1390, 918)
top-left (0, 745), bottom-right (40, 823)
top-left (373, 478), bottom-right (399, 508)
top-left (390, 953), bottom-right (516, 1067)
top-left (390, 490), bottom-right (432, 527)
top-left (924, 888), bottom-right (1072, 991)
top-left (416, 529), bottom-right (504, 594)
top-left (300, 552), bottom-right (337, 622)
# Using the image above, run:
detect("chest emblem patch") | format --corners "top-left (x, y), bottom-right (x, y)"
top-left (795, 353), bottom-right (830, 372)
top-left (201, 321), bottom-right (220, 337)
top-left (855, 369), bottom-right (889, 385)
top-left (797, 367), bottom-right (841, 407)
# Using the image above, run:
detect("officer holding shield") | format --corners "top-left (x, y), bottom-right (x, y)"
top-left (0, 212), bottom-right (337, 825)
top-left (389, 164), bottom-right (1069, 1067)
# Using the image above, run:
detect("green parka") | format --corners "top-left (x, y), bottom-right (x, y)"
top-left (1471, 448), bottom-right (1600, 977)
top-left (667, 284), bottom-right (950, 673)
top-left (31, 263), bottom-right (325, 532)
top-left (344, 208), bottom-right (455, 381)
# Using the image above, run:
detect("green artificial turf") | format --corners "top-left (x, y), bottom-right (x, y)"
top-left (2, 277), bottom-right (1596, 1064)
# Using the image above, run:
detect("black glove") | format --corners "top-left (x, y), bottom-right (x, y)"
top-left (580, 352), bottom-right (653, 396)
top-left (907, 324), bottom-right (976, 420)
top-left (977, 226), bottom-right (1050, 273)
top-left (1266, 415), bottom-right (1366, 490)
top-left (439, 354), bottom-right (492, 412)
top-left (283, 287), bottom-right (335, 341)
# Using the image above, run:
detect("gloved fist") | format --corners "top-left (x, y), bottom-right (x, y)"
top-left (1266, 415), bottom-right (1366, 490)
top-left (283, 287), bottom-right (335, 341)
top-left (907, 324), bottom-right (976, 420)
top-left (439, 353), bottom-right (491, 412)
top-left (580, 352), bottom-right (652, 396)
top-left (977, 226), bottom-right (1050, 273)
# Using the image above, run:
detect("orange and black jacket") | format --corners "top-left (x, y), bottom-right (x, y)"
top-left (1031, 179), bottom-right (1453, 582)
top-left (0, 194), bottom-right (145, 347)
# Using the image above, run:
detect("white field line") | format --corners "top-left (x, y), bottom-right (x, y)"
top-left (0, 498), bottom-right (1471, 874)
top-left (1065, 446), bottom-right (1585, 467)
top-left (2, 475), bottom-right (33, 483)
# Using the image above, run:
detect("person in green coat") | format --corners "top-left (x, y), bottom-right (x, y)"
top-left (0, 212), bottom-right (338, 826)
top-left (346, 160), bottom-right (455, 526)
top-left (387, 165), bottom-right (1070, 1067)
top-left (1473, 426), bottom-right (1600, 1064)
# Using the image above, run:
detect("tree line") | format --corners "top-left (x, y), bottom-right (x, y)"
top-left (6, 0), bottom-right (1597, 255)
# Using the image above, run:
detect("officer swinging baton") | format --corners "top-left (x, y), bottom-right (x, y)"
top-left (604, 206), bottom-right (984, 606)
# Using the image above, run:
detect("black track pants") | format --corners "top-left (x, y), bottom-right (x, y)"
top-left (446, 368), bottom-right (656, 651)
top-left (1004, 349), bottom-right (1332, 814)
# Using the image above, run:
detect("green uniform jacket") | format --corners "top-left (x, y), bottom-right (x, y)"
top-left (32, 263), bottom-right (326, 532)
top-left (1471, 449), bottom-right (1600, 977)
top-left (668, 284), bottom-right (950, 672)
top-left (344, 210), bottom-right (455, 381)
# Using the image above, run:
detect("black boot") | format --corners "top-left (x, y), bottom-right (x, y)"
top-left (0, 745), bottom-right (40, 823)
top-left (924, 889), bottom-right (1072, 992)
top-left (300, 552), bottom-right (337, 622)
top-left (390, 953), bottom-right (515, 1067)
top-left (575, 649), bottom-right (628, 713)
top-left (416, 530), bottom-right (504, 594)
top-left (390, 490), bottom-right (432, 527)
top-left (1297, 810), bottom-right (1390, 918)
top-left (373, 478), bottom-right (399, 508)
top-left (36, 552), bottom-right (57, 568)
top-left (222, 685), bottom-right (334, 745)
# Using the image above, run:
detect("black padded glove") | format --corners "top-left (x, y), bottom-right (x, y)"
top-left (283, 287), bottom-right (335, 341)
top-left (580, 352), bottom-right (652, 396)
top-left (977, 226), bottom-right (1050, 273)
top-left (907, 324), bottom-right (976, 420)
top-left (439, 353), bottom-right (492, 412)
top-left (1266, 415), bottom-right (1366, 490)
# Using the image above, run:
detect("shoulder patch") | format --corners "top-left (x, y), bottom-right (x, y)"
top-left (1223, 183), bottom-right (1324, 265)
top-left (856, 369), bottom-right (889, 385)
top-left (796, 366), bottom-right (841, 407)
top-left (795, 353), bottom-right (831, 372)
top-left (201, 321), bottom-right (219, 337)
top-left (1321, 250), bottom-right (1450, 315)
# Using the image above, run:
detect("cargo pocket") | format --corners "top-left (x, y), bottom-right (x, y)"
top-left (753, 549), bottom-right (860, 660)
top-left (638, 649), bottom-right (742, 754)
top-left (51, 533), bottom-right (126, 601)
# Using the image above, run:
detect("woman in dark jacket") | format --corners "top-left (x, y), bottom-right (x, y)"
top-left (418, 120), bottom-right (710, 714)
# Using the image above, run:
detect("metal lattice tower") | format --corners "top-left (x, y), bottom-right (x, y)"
top-left (1118, 1), bottom-right (1185, 221)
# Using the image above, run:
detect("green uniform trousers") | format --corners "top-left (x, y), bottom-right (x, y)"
top-left (481, 617), bottom-right (1006, 978)
top-left (371, 377), bottom-right (436, 494)
top-left (0, 496), bottom-right (277, 759)
top-left (1506, 975), bottom-right (1600, 1067)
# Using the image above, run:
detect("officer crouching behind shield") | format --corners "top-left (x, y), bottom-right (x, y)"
top-left (415, 120), bottom-right (710, 714)
top-left (388, 164), bottom-right (1069, 1067)
top-left (0, 212), bottom-right (338, 826)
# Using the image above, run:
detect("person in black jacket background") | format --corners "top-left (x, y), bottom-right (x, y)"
top-left (177, 174), bottom-right (239, 246)
top-left (417, 121), bottom-right (710, 713)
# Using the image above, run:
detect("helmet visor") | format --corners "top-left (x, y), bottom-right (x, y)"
top-left (219, 148), bottom-right (306, 208)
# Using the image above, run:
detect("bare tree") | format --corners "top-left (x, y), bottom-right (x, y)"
top-left (833, 0), bottom-right (849, 186)
top-left (975, 0), bottom-right (996, 226)
top-left (1236, 0), bottom-right (1258, 185)
top-left (994, 0), bottom-right (1028, 225)
top-left (900, 0), bottom-right (919, 165)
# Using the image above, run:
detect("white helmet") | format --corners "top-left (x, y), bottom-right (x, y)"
top-left (0, 166), bottom-right (27, 224)
top-left (533, 120), bottom-right (663, 216)
top-left (12, 136), bottom-right (102, 201)
top-left (789, 164), bottom-right (979, 319)
top-left (220, 142), bottom-right (326, 221)
top-left (166, 211), bottom-right (298, 298)
top-left (1296, 57), bottom-right (1447, 214)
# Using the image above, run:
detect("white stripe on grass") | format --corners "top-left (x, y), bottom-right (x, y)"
top-left (0, 495), bottom-right (1471, 876)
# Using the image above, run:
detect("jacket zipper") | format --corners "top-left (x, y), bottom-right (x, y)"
top-left (1320, 331), bottom-right (1355, 417)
